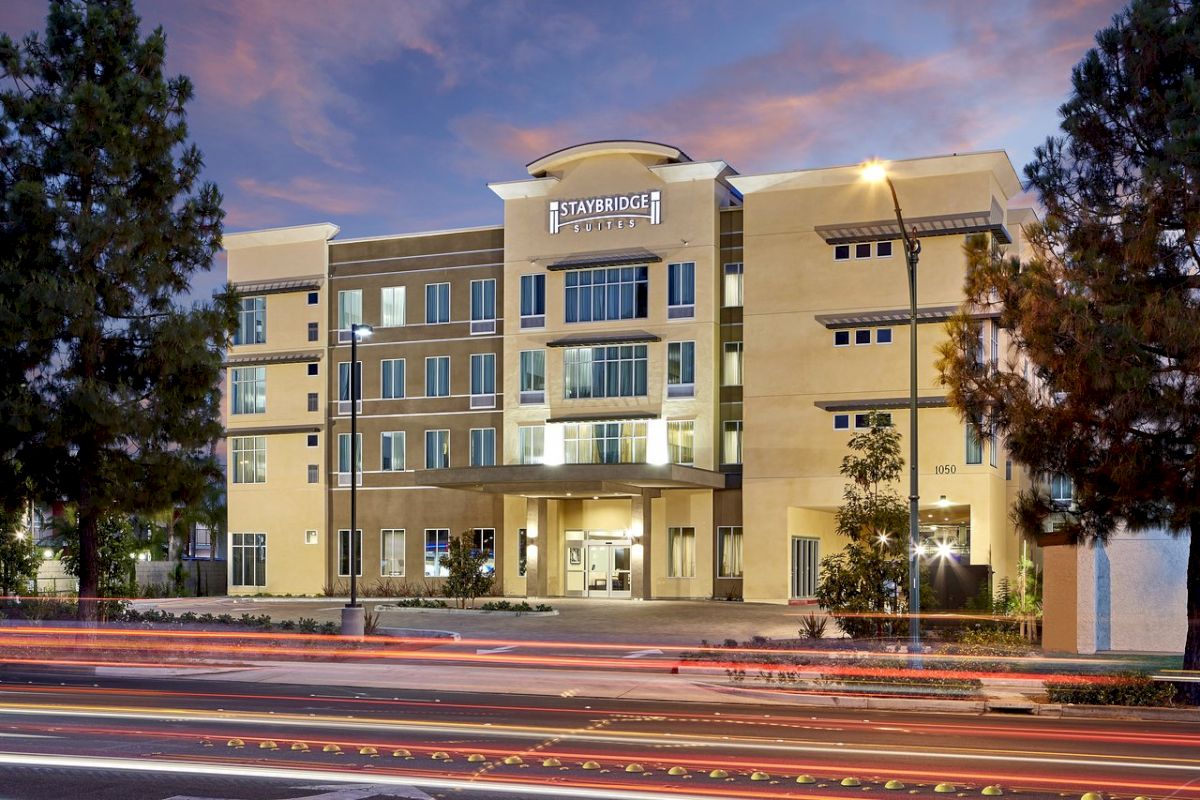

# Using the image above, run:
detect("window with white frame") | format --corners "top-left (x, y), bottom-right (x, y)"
top-left (337, 290), bottom-right (362, 331)
top-left (518, 425), bottom-right (544, 465)
top-left (667, 420), bottom-right (695, 465)
top-left (723, 341), bottom-right (743, 386)
top-left (565, 267), bottom-right (648, 322)
top-left (876, 241), bottom-right (894, 258)
top-left (520, 274), bottom-right (545, 328)
top-left (424, 529), bottom-right (450, 577)
top-left (519, 350), bottom-right (545, 404)
top-left (974, 322), bottom-right (986, 364)
top-left (855, 412), bottom-right (892, 429)
top-left (563, 345), bottom-right (647, 399)
top-left (834, 330), bottom-right (851, 347)
top-left (230, 532), bottom-right (266, 586)
top-left (667, 261), bottom-right (695, 318)
top-left (833, 414), bottom-right (850, 430)
top-left (470, 353), bottom-right (495, 406)
top-left (381, 529), bottom-right (405, 577)
top-left (718, 526), bottom-right (743, 578)
top-left (425, 282), bottom-right (450, 324)
top-left (854, 329), bottom-right (871, 345)
top-left (337, 433), bottom-right (362, 484)
top-left (381, 358), bottom-right (405, 399)
top-left (965, 422), bottom-right (983, 464)
top-left (381, 431), bottom-right (405, 471)
top-left (337, 360), bottom-right (362, 413)
top-left (425, 356), bottom-right (450, 397)
top-left (307, 291), bottom-right (319, 305)
top-left (425, 429), bottom-right (449, 469)
top-left (876, 328), bottom-right (893, 344)
top-left (1050, 473), bottom-right (1073, 503)
top-left (231, 436), bottom-right (266, 484)
top-left (230, 367), bottom-right (265, 415)
top-left (234, 297), bottom-right (266, 345)
top-left (307, 464), bottom-right (318, 483)
top-left (470, 279), bottom-right (496, 333)
top-left (470, 428), bottom-right (495, 467)
top-left (337, 529), bottom-right (362, 577)
top-left (473, 528), bottom-right (496, 574)
top-left (990, 426), bottom-right (998, 467)
top-left (854, 242), bottom-right (872, 259)
top-left (667, 341), bottom-right (695, 398)
top-left (563, 421), bottom-right (647, 464)
top-left (723, 420), bottom-right (743, 464)
top-left (991, 320), bottom-right (999, 364)
top-left (380, 286), bottom-right (406, 327)
top-left (834, 244), bottom-right (851, 261)
top-left (723, 262), bottom-right (744, 307)
top-left (667, 527), bottom-right (696, 578)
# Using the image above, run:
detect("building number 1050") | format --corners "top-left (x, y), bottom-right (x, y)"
top-left (935, 464), bottom-right (957, 475)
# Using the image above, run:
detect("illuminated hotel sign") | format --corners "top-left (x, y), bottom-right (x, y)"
top-left (549, 190), bottom-right (661, 234)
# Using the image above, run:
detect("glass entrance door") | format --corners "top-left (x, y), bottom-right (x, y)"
top-left (584, 542), bottom-right (632, 599)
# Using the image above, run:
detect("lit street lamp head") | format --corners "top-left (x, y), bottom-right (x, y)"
top-left (861, 160), bottom-right (888, 184)
top-left (352, 323), bottom-right (373, 339)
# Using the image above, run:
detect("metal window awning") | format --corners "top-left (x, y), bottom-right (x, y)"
top-left (224, 351), bottom-right (322, 367)
top-left (545, 411), bottom-right (659, 424)
top-left (547, 330), bottom-right (660, 348)
top-left (225, 424), bottom-right (322, 436)
top-left (815, 305), bottom-right (1001, 329)
top-left (231, 275), bottom-right (324, 296)
top-left (815, 396), bottom-right (950, 412)
top-left (544, 248), bottom-right (662, 271)
top-left (815, 200), bottom-right (1012, 245)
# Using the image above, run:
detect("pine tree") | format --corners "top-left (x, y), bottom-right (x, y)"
top-left (938, 0), bottom-right (1200, 699)
top-left (0, 1), bottom-right (235, 621)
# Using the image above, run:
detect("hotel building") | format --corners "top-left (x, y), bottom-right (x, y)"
top-left (223, 140), bottom-right (1036, 603)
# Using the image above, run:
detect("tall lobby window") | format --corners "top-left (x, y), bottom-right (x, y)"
top-left (520, 274), bottom-right (545, 328)
top-left (723, 262), bottom-right (744, 307)
top-left (380, 286), bottom-right (406, 327)
top-left (234, 296), bottom-right (265, 345)
top-left (519, 350), bottom-right (545, 404)
top-left (381, 529), bottom-right (405, 577)
top-left (470, 353), bottom-right (496, 407)
top-left (667, 420), bottom-right (695, 465)
top-left (337, 290), bottom-right (362, 331)
top-left (230, 366), bottom-right (265, 415)
top-left (337, 432), bottom-right (362, 486)
top-left (563, 421), bottom-right (647, 465)
top-left (518, 425), bottom-right (544, 465)
top-left (337, 360), bottom-right (362, 414)
top-left (563, 345), bottom-right (647, 399)
top-left (723, 341), bottom-right (743, 386)
top-left (718, 526), bottom-right (743, 578)
top-left (381, 431), bottom-right (406, 471)
top-left (473, 528), bottom-right (496, 574)
top-left (723, 420), bottom-right (743, 465)
top-left (470, 278), bottom-right (496, 334)
top-left (337, 529), bottom-right (362, 577)
top-left (667, 262), bottom-right (695, 319)
top-left (667, 341), bottom-right (695, 398)
top-left (470, 428), bottom-right (496, 467)
top-left (668, 527), bottom-right (696, 578)
top-left (425, 356), bottom-right (450, 397)
top-left (425, 282), bottom-right (450, 324)
top-left (381, 358), bottom-right (405, 399)
top-left (965, 422), bottom-right (983, 464)
top-left (1050, 473), bottom-right (1074, 503)
top-left (425, 429), bottom-right (449, 469)
top-left (424, 528), bottom-right (450, 577)
top-left (231, 436), bottom-right (266, 484)
top-left (564, 266), bottom-right (648, 322)
top-left (230, 532), bottom-right (266, 587)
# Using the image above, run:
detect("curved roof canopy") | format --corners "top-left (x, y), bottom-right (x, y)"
top-left (526, 140), bottom-right (690, 177)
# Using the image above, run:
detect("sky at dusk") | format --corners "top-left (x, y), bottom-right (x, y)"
top-left (2, 0), bottom-right (1124, 297)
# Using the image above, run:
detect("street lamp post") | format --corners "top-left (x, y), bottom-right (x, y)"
top-left (341, 322), bottom-right (372, 636)
top-left (863, 162), bottom-right (923, 654)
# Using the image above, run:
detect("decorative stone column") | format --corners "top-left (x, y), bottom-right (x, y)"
top-left (630, 492), bottom-right (652, 600)
top-left (524, 497), bottom-right (549, 598)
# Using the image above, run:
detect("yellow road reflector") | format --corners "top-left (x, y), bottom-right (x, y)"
top-left (1133, 796), bottom-right (1152, 800)
top-left (668, 767), bottom-right (688, 776)
top-left (359, 746), bottom-right (379, 757)
top-left (542, 758), bottom-right (562, 767)
top-left (226, 738), bottom-right (244, 748)
top-left (323, 744), bottom-right (342, 754)
top-left (291, 742), bottom-right (309, 751)
top-left (391, 749), bottom-right (412, 758)
top-left (503, 755), bottom-right (524, 766)
top-left (842, 777), bottom-right (863, 787)
top-left (581, 761), bottom-right (602, 770)
top-left (935, 783), bottom-right (957, 793)
top-left (431, 751), bottom-right (451, 761)
top-left (625, 763), bottom-right (645, 773)
top-left (886, 780), bottom-right (907, 790)
top-left (983, 787), bottom-right (1004, 796)
top-left (1080, 794), bottom-right (1104, 800)
top-left (467, 754), bottom-right (487, 763)
top-left (709, 769), bottom-right (729, 779)
top-left (259, 740), bottom-right (278, 750)
top-left (797, 775), bottom-right (817, 784)
top-left (751, 771), bottom-right (771, 781)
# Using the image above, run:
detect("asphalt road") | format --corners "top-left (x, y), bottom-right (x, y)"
top-left (0, 667), bottom-right (1196, 800)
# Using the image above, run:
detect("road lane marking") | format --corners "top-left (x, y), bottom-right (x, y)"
top-left (623, 649), bottom-right (664, 659)
top-left (475, 646), bottom-right (517, 656)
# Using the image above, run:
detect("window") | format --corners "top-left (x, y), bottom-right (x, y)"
top-left (854, 242), bottom-right (872, 259)
top-left (307, 291), bottom-right (319, 305)
top-left (473, 528), bottom-right (496, 574)
top-left (792, 537), bottom-right (819, 598)
top-left (563, 421), bottom-right (647, 464)
top-left (519, 350), bottom-right (545, 404)
top-left (518, 529), bottom-right (528, 577)
top-left (667, 262), bottom-right (695, 318)
top-left (834, 330), bottom-right (851, 347)
top-left (307, 322), bottom-right (319, 342)
top-left (470, 353), bottom-right (495, 407)
top-left (381, 358), bottom-right (405, 399)
top-left (991, 320), bottom-right (1000, 364)
top-left (563, 345), bottom-right (648, 399)
top-left (854, 329), bottom-right (871, 345)
top-left (855, 412), bottom-right (891, 428)
top-left (718, 526), bottom-right (743, 578)
top-left (307, 392), bottom-right (319, 412)
top-left (564, 266), bottom-right (648, 322)
top-left (425, 282), bottom-right (450, 324)
top-left (307, 363), bottom-right (319, 377)
top-left (381, 431), bottom-right (406, 471)
top-left (667, 420), bottom-right (695, 465)
top-left (381, 529), bottom-right (405, 577)
top-left (231, 436), bottom-right (266, 484)
top-left (723, 262), bottom-right (744, 307)
top-left (1050, 473), bottom-right (1073, 502)
top-left (233, 297), bottom-right (265, 345)
top-left (337, 529), bottom-right (362, 577)
top-left (230, 532), bottom-right (266, 586)
top-left (424, 529), bottom-right (450, 577)
top-left (337, 433), bottom-right (362, 485)
top-left (337, 361), bottom-right (362, 414)
top-left (337, 290), bottom-right (362, 330)
top-left (425, 356), bottom-right (450, 397)
top-left (230, 367), bottom-right (265, 415)
top-left (834, 245), bottom-right (851, 261)
top-left (833, 414), bottom-right (850, 430)
top-left (520, 274), bottom-right (545, 328)
top-left (470, 428), bottom-right (496, 467)
top-left (518, 425), bottom-right (544, 465)
top-left (723, 342), bottom-right (743, 386)
top-left (723, 420), bottom-right (742, 464)
top-left (667, 527), bottom-right (696, 578)
top-left (974, 323), bottom-right (986, 364)
top-left (876, 241), bottom-right (893, 258)
top-left (470, 279), bottom-right (496, 334)
top-left (989, 426), bottom-right (998, 468)
top-left (305, 530), bottom-right (318, 545)
top-left (380, 286), bottom-right (406, 327)
top-left (966, 422), bottom-right (983, 464)
top-left (1006, 459), bottom-right (1013, 481)
top-left (876, 328), bottom-right (893, 344)
top-left (307, 434), bottom-right (318, 447)
top-left (425, 429), bottom-right (449, 469)
top-left (307, 464), bottom-right (318, 483)
top-left (667, 341), bottom-right (695, 398)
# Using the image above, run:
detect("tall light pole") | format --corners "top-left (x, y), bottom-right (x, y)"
top-left (863, 161), bottom-right (923, 654)
top-left (341, 322), bottom-right (372, 636)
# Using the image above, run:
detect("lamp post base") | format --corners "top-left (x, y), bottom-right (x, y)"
top-left (340, 605), bottom-right (365, 637)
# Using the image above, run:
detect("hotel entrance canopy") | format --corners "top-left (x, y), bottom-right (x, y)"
top-left (415, 463), bottom-right (727, 498)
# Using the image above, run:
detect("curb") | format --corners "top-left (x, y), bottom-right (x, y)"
top-left (1047, 703), bottom-right (1200, 722)
top-left (373, 605), bottom-right (558, 617)
top-left (701, 683), bottom-right (987, 713)
top-left (377, 627), bottom-right (460, 640)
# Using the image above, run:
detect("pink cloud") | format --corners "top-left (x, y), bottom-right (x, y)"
top-left (235, 176), bottom-right (399, 217)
